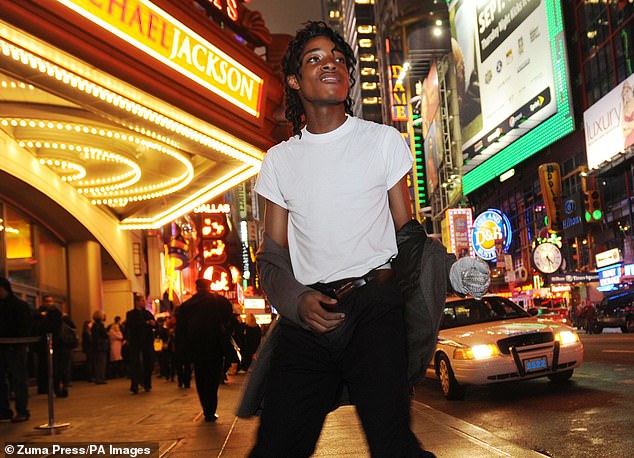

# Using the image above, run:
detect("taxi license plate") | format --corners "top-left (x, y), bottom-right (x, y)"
top-left (524, 356), bottom-right (547, 372)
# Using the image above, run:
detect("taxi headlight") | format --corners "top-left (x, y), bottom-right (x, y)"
top-left (555, 330), bottom-right (579, 346)
top-left (454, 344), bottom-right (499, 360)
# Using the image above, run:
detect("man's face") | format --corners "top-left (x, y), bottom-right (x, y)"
top-left (288, 35), bottom-right (349, 107)
top-left (135, 297), bottom-right (145, 310)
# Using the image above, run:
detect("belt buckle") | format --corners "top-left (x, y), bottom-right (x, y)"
top-left (334, 278), bottom-right (367, 300)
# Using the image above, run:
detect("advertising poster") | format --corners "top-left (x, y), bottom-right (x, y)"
top-left (584, 72), bottom-right (634, 170)
top-left (422, 62), bottom-right (441, 193)
top-left (446, 208), bottom-right (474, 258)
top-left (449, 0), bottom-right (574, 194)
top-left (424, 116), bottom-right (442, 193)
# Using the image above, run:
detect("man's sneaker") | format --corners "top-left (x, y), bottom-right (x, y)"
top-left (0, 411), bottom-right (13, 422)
top-left (11, 413), bottom-right (30, 423)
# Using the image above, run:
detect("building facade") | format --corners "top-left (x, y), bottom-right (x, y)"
top-left (0, 0), bottom-right (285, 322)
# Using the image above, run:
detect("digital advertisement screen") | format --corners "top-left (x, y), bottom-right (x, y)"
top-left (584, 72), bottom-right (634, 170)
top-left (448, 0), bottom-right (574, 195)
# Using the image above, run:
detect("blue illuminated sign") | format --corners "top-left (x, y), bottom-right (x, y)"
top-left (472, 208), bottom-right (512, 261)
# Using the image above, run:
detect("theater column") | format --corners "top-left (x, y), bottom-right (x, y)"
top-left (68, 240), bottom-right (103, 322)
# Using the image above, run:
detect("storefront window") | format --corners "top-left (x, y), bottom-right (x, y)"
top-left (5, 205), bottom-right (36, 286)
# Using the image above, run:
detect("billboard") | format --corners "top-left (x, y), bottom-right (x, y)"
top-left (448, 0), bottom-right (574, 194)
top-left (584, 72), bottom-right (634, 170)
top-left (446, 208), bottom-right (474, 258)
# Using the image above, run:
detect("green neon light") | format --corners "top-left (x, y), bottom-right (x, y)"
top-left (592, 209), bottom-right (603, 220)
top-left (463, 0), bottom-right (574, 195)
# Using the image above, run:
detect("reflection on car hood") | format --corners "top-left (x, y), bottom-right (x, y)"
top-left (438, 317), bottom-right (571, 344)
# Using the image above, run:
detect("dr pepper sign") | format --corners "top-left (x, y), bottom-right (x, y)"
top-left (538, 163), bottom-right (562, 233)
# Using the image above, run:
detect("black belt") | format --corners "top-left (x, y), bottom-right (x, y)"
top-left (310, 268), bottom-right (393, 300)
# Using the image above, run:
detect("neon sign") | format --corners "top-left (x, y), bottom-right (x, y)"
top-left (194, 203), bottom-right (231, 214)
top-left (472, 208), bottom-right (512, 261)
top-left (57, 0), bottom-right (263, 117)
top-left (202, 265), bottom-right (231, 291)
top-left (204, 0), bottom-right (239, 22)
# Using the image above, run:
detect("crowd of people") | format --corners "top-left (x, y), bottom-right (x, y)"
top-left (1, 276), bottom-right (264, 424)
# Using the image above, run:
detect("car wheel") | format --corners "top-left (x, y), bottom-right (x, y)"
top-left (548, 369), bottom-right (573, 383)
top-left (622, 317), bottom-right (634, 333)
top-left (437, 354), bottom-right (465, 400)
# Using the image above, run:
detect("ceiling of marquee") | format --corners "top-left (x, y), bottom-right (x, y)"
top-left (0, 24), bottom-right (264, 229)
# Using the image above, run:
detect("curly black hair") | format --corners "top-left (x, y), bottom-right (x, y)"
top-left (281, 21), bottom-right (357, 137)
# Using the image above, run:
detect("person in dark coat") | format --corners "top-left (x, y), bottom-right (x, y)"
top-left (91, 310), bottom-right (109, 384)
top-left (240, 313), bottom-right (262, 372)
top-left (173, 307), bottom-right (192, 389)
top-left (40, 305), bottom-right (72, 397)
top-left (33, 296), bottom-right (53, 394)
top-left (177, 278), bottom-right (233, 422)
top-left (0, 277), bottom-right (32, 422)
top-left (125, 294), bottom-right (156, 394)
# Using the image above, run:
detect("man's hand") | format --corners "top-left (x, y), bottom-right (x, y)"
top-left (450, 256), bottom-right (491, 300)
top-left (298, 291), bottom-right (345, 334)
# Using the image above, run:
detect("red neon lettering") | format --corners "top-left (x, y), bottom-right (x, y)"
top-left (127, 5), bottom-right (144, 35)
top-left (108, 0), bottom-right (128, 22)
top-left (227, 0), bottom-right (238, 21)
top-left (147, 12), bottom-right (159, 42)
top-left (159, 19), bottom-right (169, 49)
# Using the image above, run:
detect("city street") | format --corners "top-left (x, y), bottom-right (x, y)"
top-left (414, 331), bottom-right (634, 458)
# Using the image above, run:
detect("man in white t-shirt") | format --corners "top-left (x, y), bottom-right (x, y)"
top-left (249, 22), bottom-right (435, 457)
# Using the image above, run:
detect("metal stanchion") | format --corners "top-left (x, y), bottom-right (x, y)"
top-left (36, 333), bottom-right (70, 430)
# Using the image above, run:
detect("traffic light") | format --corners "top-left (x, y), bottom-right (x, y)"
top-left (583, 189), bottom-right (602, 223)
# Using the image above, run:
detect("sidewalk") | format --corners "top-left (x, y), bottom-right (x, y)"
top-left (1, 373), bottom-right (545, 457)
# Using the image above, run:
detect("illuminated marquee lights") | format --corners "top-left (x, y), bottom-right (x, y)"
top-left (0, 31), bottom-right (265, 224)
top-left (5, 118), bottom-right (194, 205)
top-left (37, 157), bottom-right (87, 182)
top-left (0, 38), bottom-right (263, 166)
top-left (120, 165), bottom-right (258, 229)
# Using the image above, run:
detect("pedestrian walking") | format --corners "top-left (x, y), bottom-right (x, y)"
top-left (173, 306), bottom-right (192, 389)
top-left (240, 313), bottom-right (262, 372)
top-left (0, 277), bottom-right (32, 422)
top-left (176, 278), bottom-right (232, 422)
top-left (125, 294), bottom-right (156, 394)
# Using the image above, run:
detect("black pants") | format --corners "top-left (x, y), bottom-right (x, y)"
top-left (128, 345), bottom-right (153, 390)
top-left (93, 351), bottom-right (107, 383)
top-left (53, 346), bottom-right (71, 394)
top-left (249, 276), bottom-right (425, 457)
top-left (0, 345), bottom-right (29, 417)
top-left (193, 357), bottom-right (223, 418)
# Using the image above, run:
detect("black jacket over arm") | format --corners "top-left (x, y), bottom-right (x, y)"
top-left (237, 219), bottom-right (456, 417)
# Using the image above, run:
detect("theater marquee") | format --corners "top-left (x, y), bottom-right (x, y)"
top-left (57, 0), bottom-right (263, 117)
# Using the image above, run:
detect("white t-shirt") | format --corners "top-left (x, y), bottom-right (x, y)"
top-left (255, 116), bottom-right (413, 284)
